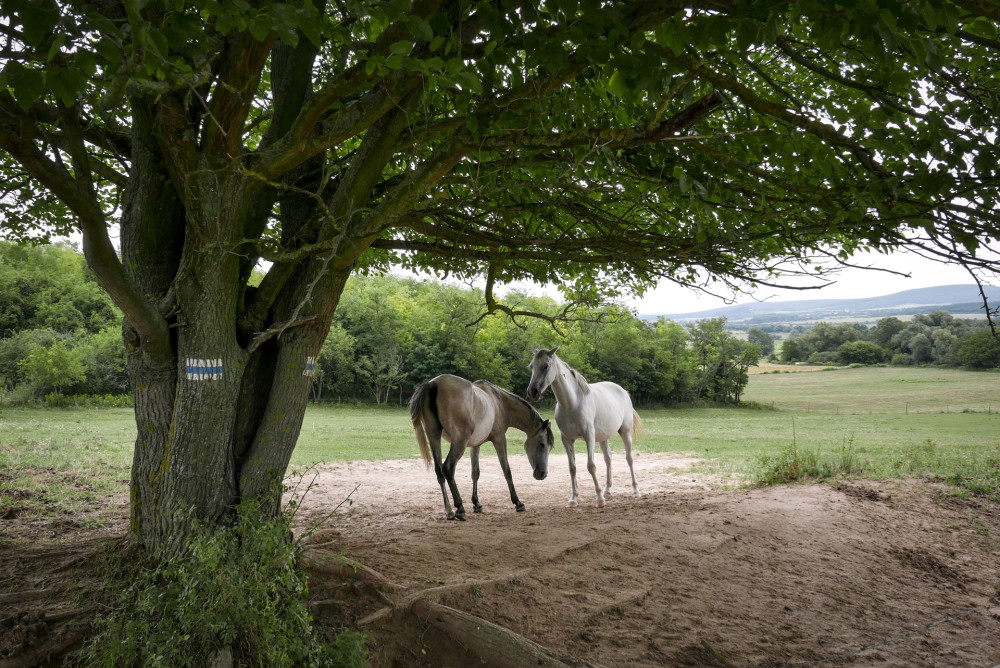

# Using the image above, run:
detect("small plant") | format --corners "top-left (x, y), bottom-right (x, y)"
top-left (81, 499), bottom-right (367, 668)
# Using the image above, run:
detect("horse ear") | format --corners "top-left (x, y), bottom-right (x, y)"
top-left (551, 344), bottom-right (561, 354)
top-left (532, 347), bottom-right (539, 354)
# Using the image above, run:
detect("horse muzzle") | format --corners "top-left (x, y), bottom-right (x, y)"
top-left (533, 470), bottom-right (547, 481)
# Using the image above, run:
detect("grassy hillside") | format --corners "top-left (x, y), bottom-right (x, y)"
top-left (743, 365), bottom-right (999, 414)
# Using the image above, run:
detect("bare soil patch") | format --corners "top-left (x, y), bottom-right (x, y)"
top-left (298, 452), bottom-right (1000, 667)
top-left (2, 453), bottom-right (999, 667)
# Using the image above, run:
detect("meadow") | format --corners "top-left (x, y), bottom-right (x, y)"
top-left (2, 365), bottom-right (999, 527)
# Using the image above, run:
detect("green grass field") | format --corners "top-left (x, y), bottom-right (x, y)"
top-left (2, 365), bottom-right (999, 527)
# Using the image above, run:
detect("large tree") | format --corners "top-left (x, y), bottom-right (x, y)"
top-left (1, 0), bottom-right (998, 556)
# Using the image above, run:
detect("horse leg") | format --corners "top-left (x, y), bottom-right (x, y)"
top-left (471, 446), bottom-right (483, 513)
top-left (585, 435), bottom-right (606, 507)
top-left (428, 434), bottom-right (455, 520)
top-left (598, 440), bottom-right (612, 497)
top-left (441, 442), bottom-right (467, 521)
top-left (563, 434), bottom-right (580, 508)
top-left (620, 429), bottom-right (641, 496)
top-left (493, 436), bottom-right (525, 512)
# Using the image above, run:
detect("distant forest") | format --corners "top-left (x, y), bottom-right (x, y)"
top-left (1, 242), bottom-right (997, 407)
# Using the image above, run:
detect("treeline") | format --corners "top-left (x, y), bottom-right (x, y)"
top-left (0, 242), bottom-right (762, 406)
top-left (778, 313), bottom-right (1000, 369)
top-left (317, 275), bottom-right (761, 406)
top-left (0, 242), bottom-right (127, 403)
top-left (7, 242), bottom-right (993, 408)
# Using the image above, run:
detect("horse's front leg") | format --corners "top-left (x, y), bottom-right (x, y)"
top-left (493, 436), bottom-right (525, 512)
top-left (598, 440), bottom-right (613, 497)
top-left (441, 442), bottom-right (467, 520)
top-left (584, 434), bottom-right (606, 507)
top-left (563, 434), bottom-right (580, 508)
top-left (471, 446), bottom-right (483, 513)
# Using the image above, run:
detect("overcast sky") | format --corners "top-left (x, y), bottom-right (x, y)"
top-left (483, 249), bottom-right (994, 317)
top-left (624, 250), bottom-right (988, 316)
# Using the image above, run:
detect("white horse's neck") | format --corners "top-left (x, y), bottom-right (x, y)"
top-left (549, 358), bottom-right (586, 409)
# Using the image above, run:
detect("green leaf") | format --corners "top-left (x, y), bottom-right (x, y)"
top-left (20, 1), bottom-right (61, 47)
top-left (389, 40), bottom-right (413, 56)
top-left (607, 71), bottom-right (628, 98)
top-left (48, 67), bottom-right (87, 106)
top-left (95, 38), bottom-right (124, 66)
top-left (4, 64), bottom-right (46, 110)
top-left (249, 15), bottom-right (271, 42)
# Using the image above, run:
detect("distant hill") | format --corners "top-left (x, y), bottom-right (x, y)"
top-left (642, 284), bottom-right (1000, 325)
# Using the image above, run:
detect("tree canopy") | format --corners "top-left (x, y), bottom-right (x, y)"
top-left (2, 0), bottom-right (999, 306)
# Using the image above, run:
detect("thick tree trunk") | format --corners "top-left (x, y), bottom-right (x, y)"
top-left (120, 154), bottom-right (349, 558)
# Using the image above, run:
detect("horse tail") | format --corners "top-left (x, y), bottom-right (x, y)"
top-left (631, 409), bottom-right (644, 440)
top-left (409, 380), bottom-right (439, 469)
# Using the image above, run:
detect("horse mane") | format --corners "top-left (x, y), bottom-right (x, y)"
top-left (481, 381), bottom-right (546, 430)
top-left (565, 363), bottom-right (591, 396)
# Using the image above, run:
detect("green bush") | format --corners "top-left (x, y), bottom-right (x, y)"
top-left (81, 500), bottom-right (366, 668)
top-left (45, 393), bottom-right (133, 408)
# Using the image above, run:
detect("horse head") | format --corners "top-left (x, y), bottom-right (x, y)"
top-left (526, 345), bottom-right (560, 402)
top-left (524, 419), bottom-right (554, 480)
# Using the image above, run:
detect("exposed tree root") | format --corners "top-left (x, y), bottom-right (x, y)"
top-left (302, 551), bottom-right (598, 666)
top-left (411, 599), bottom-right (608, 668)
top-left (0, 590), bottom-right (59, 605)
top-left (298, 550), bottom-right (399, 586)
top-left (356, 569), bottom-right (531, 626)
top-left (0, 632), bottom-right (84, 668)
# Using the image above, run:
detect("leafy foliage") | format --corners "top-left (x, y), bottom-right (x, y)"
top-left (779, 311), bottom-right (998, 368)
top-left (0, 241), bottom-right (125, 399)
top-left (1, 0), bottom-right (999, 305)
top-left (321, 274), bottom-right (758, 405)
top-left (81, 499), bottom-right (367, 668)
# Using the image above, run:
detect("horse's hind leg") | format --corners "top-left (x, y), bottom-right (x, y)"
top-left (471, 446), bottom-right (483, 513)
top-left (441, 442), bottom-right (467, 520)
top-left (620, 428), bottom-right (641, 496)
top-left (428, 434), bottom-right (456, 519)
top-left (598, 440), bottom-right (613, 497)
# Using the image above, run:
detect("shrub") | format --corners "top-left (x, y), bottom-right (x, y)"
top-left (837, 340), bottom-right (886, 365)
top-left (81, 500), bottom-right (367, 668)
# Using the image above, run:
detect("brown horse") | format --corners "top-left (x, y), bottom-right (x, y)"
top-left (410, 374), bottom-right (555, 520)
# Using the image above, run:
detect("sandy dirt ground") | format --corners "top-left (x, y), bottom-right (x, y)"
top-left (2, 450), bottom-right (999, 667)
top-left (296, 450), bottom-right (1000, 667)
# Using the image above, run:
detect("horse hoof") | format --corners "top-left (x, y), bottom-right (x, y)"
top-left (474, 505), bottom-right (483, 513)
top-left (447, 512), bottom-right (456, 520)
top-left (566, 500), bottom-right (578, 508)
top-left (515, 503), bottom-right (526, 512)
top-left (455, 510), bottom-right (467, 521)
top-left (596, 499), bottom-right (606, 508)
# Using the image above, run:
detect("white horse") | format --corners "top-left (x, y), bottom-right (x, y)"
top-left (526, 346), bottom-right (641, 507)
